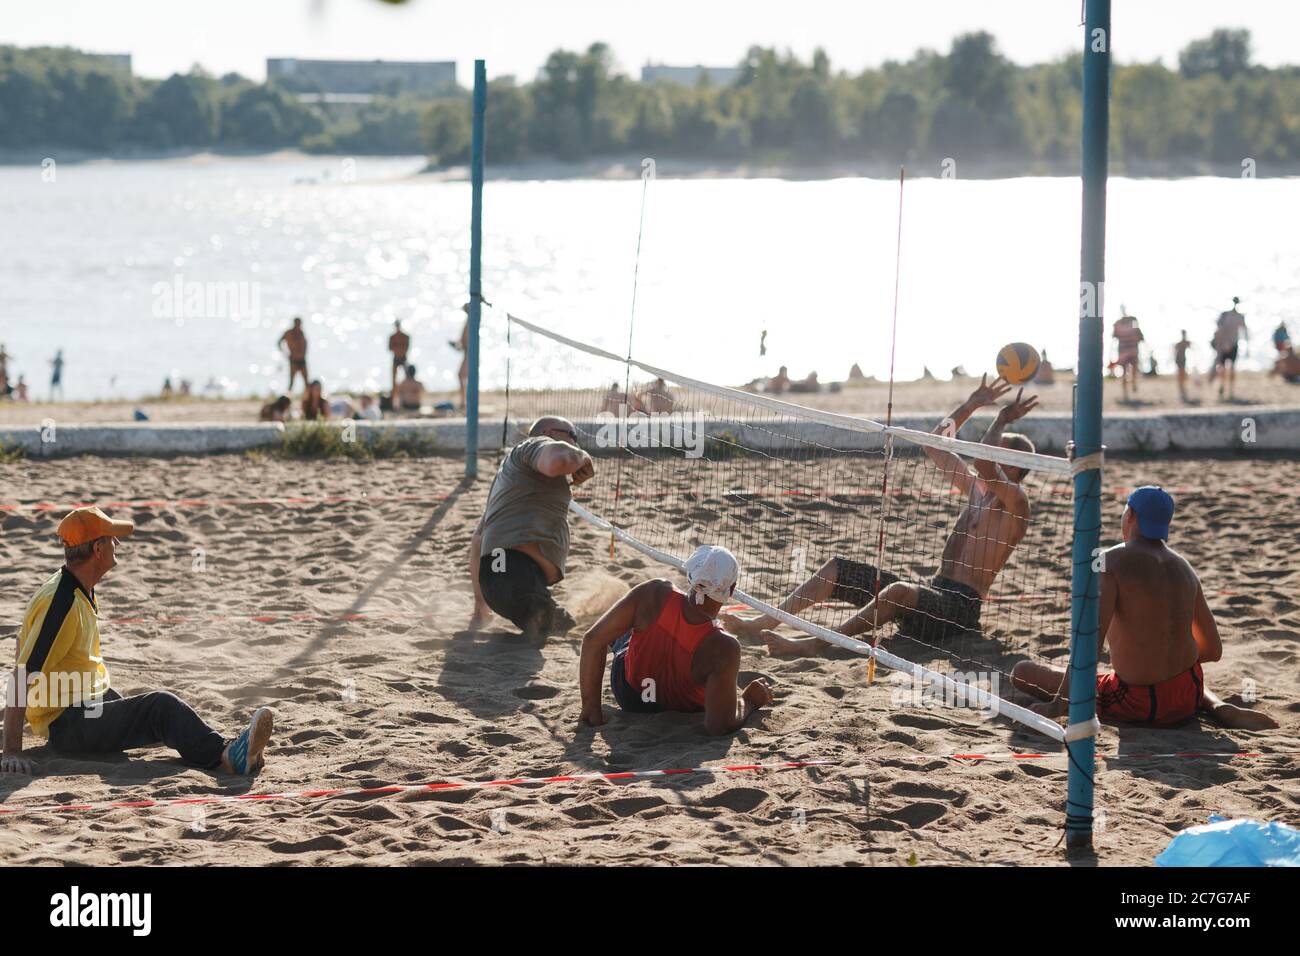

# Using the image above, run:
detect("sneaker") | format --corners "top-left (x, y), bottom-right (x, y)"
top-left (520, 605), bottom-right (576, 645)
top-left (225, 707), bottom-right (274, 775)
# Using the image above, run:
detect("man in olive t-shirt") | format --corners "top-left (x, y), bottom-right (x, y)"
top-left (469, 416), bottom-right (596, 642)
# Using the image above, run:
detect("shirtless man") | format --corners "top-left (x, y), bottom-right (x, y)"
top-left (724, 376), bottom-right (1038, 655)
top-left (1112, 313), bottom-right (1144, 401)
top-left (1174, 330), bottom-right (1192, 402)
top-left (388, 320), bottom-right (410, 393)
top-left (452, 306), bottom-right (470, 410)
top-left (578, 546), bottom-right (773, 735)
top-left (396, 364), bottom-right (423, 411)
top-left (278, 317), bottom-right (309, 392)
top-left (1209, 297), bottom-right (1248, 400)
top-left (1011, 487), bottom-right (1277, 730)
top-left (469, 416), bottom-right (595, 642)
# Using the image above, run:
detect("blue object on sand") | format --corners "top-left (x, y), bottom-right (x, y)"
top-left (133, 409), bottom-right (149, 421)
top-left (1155, 816), bottom-right (1300, 867)
top-left (435, 401), bottom-right (455, 412)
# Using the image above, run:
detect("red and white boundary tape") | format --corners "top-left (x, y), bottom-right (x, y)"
top-left (0, 760), bottom-right (832, 817)
top-left (5, 751), bottom-right (1293, 819)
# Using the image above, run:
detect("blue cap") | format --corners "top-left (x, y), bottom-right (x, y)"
top-left (1127, 486), bottom-right (1174, 540)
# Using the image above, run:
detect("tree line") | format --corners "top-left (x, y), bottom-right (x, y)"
top-left (3, 30), bottom-right (1297, 172)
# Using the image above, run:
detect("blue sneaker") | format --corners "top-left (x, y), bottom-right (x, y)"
top-left (225, 707), bottom-right (273, 775)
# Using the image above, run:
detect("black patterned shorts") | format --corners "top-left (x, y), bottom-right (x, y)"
top-left (830, 557), bottom-right (982, 642)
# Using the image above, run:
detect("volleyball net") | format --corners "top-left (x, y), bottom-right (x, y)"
top-left (497, 308), bottom-right (1077, 740)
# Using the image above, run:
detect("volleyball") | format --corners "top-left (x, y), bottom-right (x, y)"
top-left (996, 342), bottom-right (1041, 384)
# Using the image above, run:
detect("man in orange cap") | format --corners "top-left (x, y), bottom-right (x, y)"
top-left (1, 507), bottom-right (273, 776)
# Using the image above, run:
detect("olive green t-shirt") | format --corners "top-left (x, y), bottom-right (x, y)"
top-left (478, 436), bottom-right (573, 579)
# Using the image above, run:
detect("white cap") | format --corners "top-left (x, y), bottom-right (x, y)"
top-left (684, 545), bottom-right (740, 605)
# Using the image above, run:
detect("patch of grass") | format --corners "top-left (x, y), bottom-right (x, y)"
top-left (0, 443), bottom-right (24, 463)
top-left (271, 422), bottom-right (438, 461)
top-left (365, 426), bottom-right (439, 459)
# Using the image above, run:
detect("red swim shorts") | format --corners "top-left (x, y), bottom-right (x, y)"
top-left (1096, 664), bottom-right (1204, 727)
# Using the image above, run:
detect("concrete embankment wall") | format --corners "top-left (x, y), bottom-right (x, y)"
top-left (1, 408), bottom-right (1296, 458)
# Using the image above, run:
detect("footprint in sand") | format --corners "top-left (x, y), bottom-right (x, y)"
top-left (289, 728), bottom-right (343, 745)
top-left (881, 729), bottom-right (918, 746)
top-left (339, 758), bottom-right (384, 772)
top-left (607, 795), bottom-right (668, 817)
top-left (699, 788), bottom-right (768, 813)
top-left (269, 835), bottom-right (348, 854)
top-left (885, 801), bottom-right (947, 828)
top-left (1017, 763), bottom-right (1059, 779)
top-left (512, 683), bottom-right (560, 700)
top-left (562, 803), bottom-right (607, 822)
top-left (888, 781), bottom-right (968, 805)
top-left (890, 712), bottom-right (958, 731)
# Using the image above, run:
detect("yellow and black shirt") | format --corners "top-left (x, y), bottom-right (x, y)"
top-left (15, 567), bottom-right (111, 737)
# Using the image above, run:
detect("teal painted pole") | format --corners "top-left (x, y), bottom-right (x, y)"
top-left (465, 59), bottom-right (486, 477)
top-left (1066, 0), bottom-right (1110, 851)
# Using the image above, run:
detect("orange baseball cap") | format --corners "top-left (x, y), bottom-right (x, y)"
top-left (57, 507), bottom-right (134, 547)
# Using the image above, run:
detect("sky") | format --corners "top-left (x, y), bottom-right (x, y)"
top-left (1, 0), bottom-right (1296, 86)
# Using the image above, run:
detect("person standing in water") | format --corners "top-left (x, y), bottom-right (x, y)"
top-left (278, 317), bottom-right (310, 392)
top-left (1174, 330), bottom-right (1192, 403)
top-left (49, 349), bottom-right (64, 401)
top-left (1209, 297), bottom-right (1248, 400)
top-left (388, 320), bottom-right (410, 394)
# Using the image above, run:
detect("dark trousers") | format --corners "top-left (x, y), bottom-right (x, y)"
top-left (47, 688), bottom-right (227, 770)
top-left (478, 549), bottom-right (561, 634)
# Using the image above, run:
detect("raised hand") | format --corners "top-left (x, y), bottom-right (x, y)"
top-left (997, 388), bottom-right (1040, 425)
top-left (570, 453), bottom-right (596, 486)
top-left (968, 373), bottom-right (1012, 409)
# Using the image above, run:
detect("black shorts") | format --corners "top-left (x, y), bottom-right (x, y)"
top-left (478, 549), bottom-right (561, 637)
top-left (832, 557), bottom-right (982, 642)
top-left (1216, 344), bottom-right (1239, 364)
top-left (609, 630), bottom-right (662, 713)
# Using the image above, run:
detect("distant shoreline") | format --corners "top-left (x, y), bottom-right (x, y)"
top-left (4, 371), bottom-right (1297, 429)
top-left (4, 147), bottom-right (1299, 181)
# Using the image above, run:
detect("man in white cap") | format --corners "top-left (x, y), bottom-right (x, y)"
top-left (1, 507), bottom-right (273, 776)
top-left (577, 545), bottom-right (774, 735)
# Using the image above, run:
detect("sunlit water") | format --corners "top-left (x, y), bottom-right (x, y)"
top-left (1, 156), bottom-right (1296, 402)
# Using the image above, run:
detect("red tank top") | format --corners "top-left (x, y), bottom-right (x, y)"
top-left (623, 588), bottom-right (717, 712)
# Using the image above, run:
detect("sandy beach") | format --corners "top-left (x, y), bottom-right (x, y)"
top-left (1, 370), bottom-right (1296, 429)
top-left (0, 450), bottom-right (1294, 865)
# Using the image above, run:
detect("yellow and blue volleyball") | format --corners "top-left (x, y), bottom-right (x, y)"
top-left (996, 342), bottom-right (1041, 385)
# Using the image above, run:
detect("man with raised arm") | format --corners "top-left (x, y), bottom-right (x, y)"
top-left (1011, 487), bottom-right (1278, 730)
top-left (578, 546), bottom-right (773, 735)
top-left (722, 376), bottom-right (1039, 656)
top-left (469, 416), bottom-right (595, 643)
